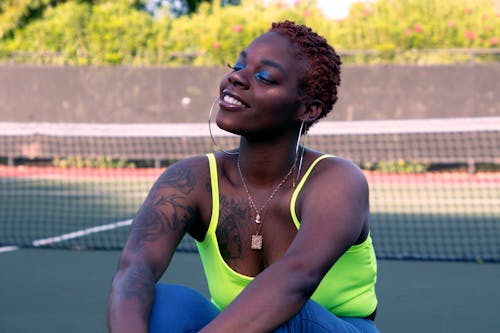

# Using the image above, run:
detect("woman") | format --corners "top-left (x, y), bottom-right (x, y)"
top-left (107, 21), bottom-right (379, 333)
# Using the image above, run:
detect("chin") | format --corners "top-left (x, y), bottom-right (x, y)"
top-left (215, 117), bottom-right (242, 136)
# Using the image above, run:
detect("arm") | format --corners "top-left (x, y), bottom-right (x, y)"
top-left (106, 158), bottom-right (205, 333)
top-left (200, 157), bottom-right (370, 332)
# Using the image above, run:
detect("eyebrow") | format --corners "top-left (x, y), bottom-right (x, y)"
top-left (239, 51), bottom-right (288, 78)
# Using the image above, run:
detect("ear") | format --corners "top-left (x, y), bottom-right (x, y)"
top-left (298, 100), bottom-right (322, 122)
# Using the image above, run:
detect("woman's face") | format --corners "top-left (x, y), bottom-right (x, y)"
top-left (217, 32), bottom-right (306, 138)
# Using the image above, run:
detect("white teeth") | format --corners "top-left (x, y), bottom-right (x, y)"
top-left (223, 95), bottom-right (244, 107)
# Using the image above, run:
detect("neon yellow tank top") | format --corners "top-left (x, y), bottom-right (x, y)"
top-left (196, 153), bottom-right (378, 317)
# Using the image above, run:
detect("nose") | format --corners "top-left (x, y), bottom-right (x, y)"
top-left (227, 69), bottom-right (250, 89)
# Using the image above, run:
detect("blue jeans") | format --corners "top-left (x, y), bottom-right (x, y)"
top-left (149, 284), bottom-right (380, 333)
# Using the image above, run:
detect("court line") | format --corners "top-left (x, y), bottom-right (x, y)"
top-left (0, 246), bottom-right (19, 253)
top-left (0, 219), bottom-right (132, 253)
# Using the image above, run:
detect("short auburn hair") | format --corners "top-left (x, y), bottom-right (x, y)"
top-left (269, 20), bottom-right (342, 127)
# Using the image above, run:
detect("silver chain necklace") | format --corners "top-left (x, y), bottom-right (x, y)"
top-left (236, 156), bottom-right (295, 250)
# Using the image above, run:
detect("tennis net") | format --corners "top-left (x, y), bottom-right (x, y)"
top-left (0, 118), bottom-right (499, 262)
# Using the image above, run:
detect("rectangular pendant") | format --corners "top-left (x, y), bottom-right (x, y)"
top-left (251, 234), bottom-right (263, 250)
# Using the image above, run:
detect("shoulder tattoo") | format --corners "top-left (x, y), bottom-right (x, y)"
top-left (127, 167), bottom-right (198, 251)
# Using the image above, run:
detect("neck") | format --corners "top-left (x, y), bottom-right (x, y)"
top-left (237, 136), bottom-right (299, 187)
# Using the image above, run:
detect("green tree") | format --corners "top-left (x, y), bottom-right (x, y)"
top-left (0, 0), bottom-right (498, 66)
top-left (146, 0), bottom-right (240, 17)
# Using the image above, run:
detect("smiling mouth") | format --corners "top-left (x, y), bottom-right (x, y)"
top-left (222, 93), bottom-right (248, 108)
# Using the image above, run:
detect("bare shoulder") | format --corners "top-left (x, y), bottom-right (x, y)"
top-left (298, 154), bottom-right (370, 224)
top-left (306, 154), bottom-right (368, 192)
top-left (295, 154), bottom-right (370, 247)
top-left (145, 155), bottom-right (212, 225)
top-left (160, 155), bottom-right (210, 176)
top-left (154, 155), bottom-right (210, 194)
top-left (131, 155), bottom-right (211, 246)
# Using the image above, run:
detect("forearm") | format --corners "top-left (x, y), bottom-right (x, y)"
top-left (200, 260), bottom-right (316, 333)
top-left (107, 263), bottom-right (156, 333)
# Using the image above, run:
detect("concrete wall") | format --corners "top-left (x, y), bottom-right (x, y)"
top-left (0, 64), bottom-right (498, 123)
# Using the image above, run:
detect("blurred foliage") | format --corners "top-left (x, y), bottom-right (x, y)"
top-left (361, 160), bottom-right (428, 173)
top-left (0, 0), bottom-right (498, 65)
top-left (146, 0), bottom-right (241, 18)
top-left (52, 156), bottom-right (137, 168)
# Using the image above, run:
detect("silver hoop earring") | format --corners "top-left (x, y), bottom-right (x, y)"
top-left (293, 121), bottom-right (306, 187)
top-left (208, 97), bottom-right (239, 155)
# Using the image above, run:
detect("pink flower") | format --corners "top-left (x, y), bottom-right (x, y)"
top-left (364, 9), bottom-right (371, 16)
top-left (447, 20), bottom-right (455, 28)
top-left (404, 28), bottom-right (411, 36)
top-left (212, 42), bottom-right (220, 49)
top-left (413, 24), bottom-right (422, 33)
top-left (464, 7), bottom-right (472, 15)
top-left (233, 25), bottom-right (242, 33)
top-left (485, 25), bottom-right (492, 32)
top-left (490, 37), bottom-right (499, 46)
top-left (464, 31), bottom-right (475, 41)
top-left (303, 9), bottom-right (311, 17)
top-left (482, 14), bottom-right (489, 20)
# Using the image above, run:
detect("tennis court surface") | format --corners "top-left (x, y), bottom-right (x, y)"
top-left (1, 118), bottom-right (499, 332)
top-left (1, 250), bottom-right (499, 333)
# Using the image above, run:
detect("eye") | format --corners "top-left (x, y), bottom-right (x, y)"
top-left (227, 62), bottom-right (244, 71)
top-left (255, 71), bottom-right (276, 84)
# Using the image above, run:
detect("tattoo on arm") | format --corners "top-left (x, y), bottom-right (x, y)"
top-left (128, 167), bottom-right (198, 251)
top-left (119, 263), bottom-right (155, 322)
top-left (158, 167), bottom-right (196, 195)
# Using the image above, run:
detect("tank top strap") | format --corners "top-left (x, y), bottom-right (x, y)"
top-left (206, 153), bottom-right (219, 235)
top-left (290, 154), bottom-right (334, 228)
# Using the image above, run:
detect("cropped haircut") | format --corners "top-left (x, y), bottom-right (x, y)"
top-left (269, 21), bottom-right (342, 128)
